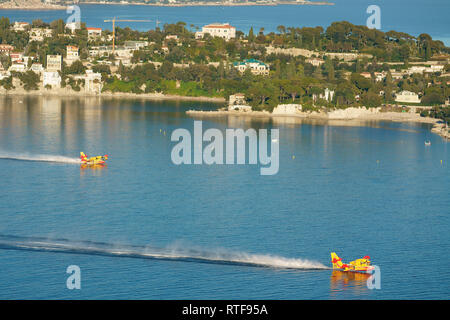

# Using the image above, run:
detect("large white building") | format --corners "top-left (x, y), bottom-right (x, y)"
top-left (46, 55), bottom-right (62, 72)
top-left (305, 57), bottom-right (325, 67)
top-left (43, 71), bottom-right (62, 88)
top-left (233, 59), bottom-right (270, 76)
top-left (395, 90), bottom-right (421, 104)
top-left (84, 70), bottom-right (102, 94)
top-left (195, 23), bottom-right (236, 41)
top-left (12, 22), bottom-right (30, 32)
top-left (124, 41), bottom-right (149, 50)
top-left (72, 70), bottom-right (103, 93)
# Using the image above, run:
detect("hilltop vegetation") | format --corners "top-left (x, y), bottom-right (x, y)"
top-left (0, 17), bottom-right (449, 116)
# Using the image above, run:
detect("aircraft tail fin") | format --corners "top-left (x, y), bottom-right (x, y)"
top-left (331, 252), bottom-right (344, 269)
top-left (80, 152), bottom-right (87, 161)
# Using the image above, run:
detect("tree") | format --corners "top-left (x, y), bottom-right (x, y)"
top-left (65, 60), bottom-right (86, 75)
top-left (361, 91), bottom-right (382, 108)
top-left (50, 19), bottom-right (65, 35)
top-left (277, 25), bottom-right (286, 34)
top-left (422, 87), bottom-right (445, 105)
top-left (283, 80), bottom-right (304, 102)
top-left (248, 27), bottom-right (255, 42)
top-left (351, 73), bottom-right (372, 91)
top-left (18, 71), bottom-right (40, 91)
top-left (324, 59), bottom-right (335, 81)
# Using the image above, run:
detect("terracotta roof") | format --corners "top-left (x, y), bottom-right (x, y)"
top-left (204, 24), bottom-right (234, 29)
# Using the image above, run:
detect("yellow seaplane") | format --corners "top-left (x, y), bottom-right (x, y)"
top-left (80, 152), bottom-right (108, 166)
top-left (331, 252), bottom-right (374, 274)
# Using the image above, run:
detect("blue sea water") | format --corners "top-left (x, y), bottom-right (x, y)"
top-left (0, 0), bottom-right (450, 45)
top-left (0, 95), bottom-right (449, 299)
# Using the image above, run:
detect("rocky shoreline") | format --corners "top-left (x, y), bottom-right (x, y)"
top-left (0, 0), bottom-right (66, 10)
top-left (0, 87), bottom-right (226, 103)
top-left (186, 107), bottom-right (449, 139)
top-left (2, 87), bottom-right (447, 139)
top-left (80, 1), bottom-right (334, 8)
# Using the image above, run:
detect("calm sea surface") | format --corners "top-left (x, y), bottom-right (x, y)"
top-left (1, 0), bottom-right (450, 45)
top-left (0, 95), bottom-right (448, 299)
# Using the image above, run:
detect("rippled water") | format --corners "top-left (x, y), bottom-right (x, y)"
top-left (0, 95), bottom-right (449, 299)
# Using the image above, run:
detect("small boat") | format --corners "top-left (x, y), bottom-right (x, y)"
top-left (425, 140), bottom-right (431, 146)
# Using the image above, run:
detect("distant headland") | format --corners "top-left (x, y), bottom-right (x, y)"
top-left (0, 0), bottom-right (334, 10)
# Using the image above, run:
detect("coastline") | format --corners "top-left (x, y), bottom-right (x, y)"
top-left (0, 1), bottom-right (335, 10)
top-left (1, 88), bottom-right (446, 139)
top-left (79, 1), bottom-right (335, 8)
top-left (0, 0), bottom-right (66, 10)
top-left (186, 108), bottom-right (449, 139)
top-left (0, 87), bottom-right (226, 103)
top-left (186, 108), bottom-right (438, 123)
top-left (0, 7), bottom-right (66, 11)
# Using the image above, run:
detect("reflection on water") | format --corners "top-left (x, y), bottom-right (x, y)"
top-left (80, 164), bottom-right (107, 177)
top-left (330, 270), bottom-right (372, 298)
top-left (0, 94), bottom-right (448, 299)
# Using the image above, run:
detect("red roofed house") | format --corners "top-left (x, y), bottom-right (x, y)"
top-left (87, 27), bottom-right (102, 40)
top-left (0, 44), bottom-right (14, 54)
top-left (195, 23), bottom-right (236, 41)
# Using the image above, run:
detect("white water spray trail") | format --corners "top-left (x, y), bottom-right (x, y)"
top-left (158, 243), bottom-right (329, 269)
top-left (0, 235), bottom-right (329, 270)
top-left (0, 151), bottom-right (80, 164)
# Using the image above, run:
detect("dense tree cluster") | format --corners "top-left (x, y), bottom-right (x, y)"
top-left (0, 17), bottom-right (449, 110)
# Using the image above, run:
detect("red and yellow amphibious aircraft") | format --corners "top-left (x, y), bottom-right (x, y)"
top-left (331, 252), bottom-right (374, 274)
top-left (80, 152), bottom-right (108, 165)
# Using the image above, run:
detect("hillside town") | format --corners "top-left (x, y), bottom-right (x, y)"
top-left (0, 17), bottom-right (449, 129)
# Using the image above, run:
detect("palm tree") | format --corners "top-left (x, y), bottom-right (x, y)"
top-left (277, 25), bottom-right (286, 35)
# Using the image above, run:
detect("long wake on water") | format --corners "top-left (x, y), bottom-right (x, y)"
top-left (0, 151), bottom-right (80, 164)
top-left (0, 235), bottom-right (329, 270)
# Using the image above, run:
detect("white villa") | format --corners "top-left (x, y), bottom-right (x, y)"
top-left (124, 41), bottom-right (149, 50)
top-left (8, 63), bottom-right (26, 73)
top-left (228, 93), bottom-right (251, 111)
top-left (305, 57), bottom-right (324, 67)
top-left (43, 71), bottom-right (62, 88)
top-left (46, 55), bottom-right (62, 72)
top-left (233, 59), bottom-right (270, 76)
top-left (73, 70), bottom-right (103, 94)
top-left (87, 27), bottom-right (102, 40)
top-left (29, 28), bottom-right (53, 42)
top-left (12, 22), bottom-right (29, 32)
top-left (30, 63), bottom-right (44, 74)
top-left (195, 23), bottom-right (236, 41)
top-left (395, 90), bottom-right (421, 104)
